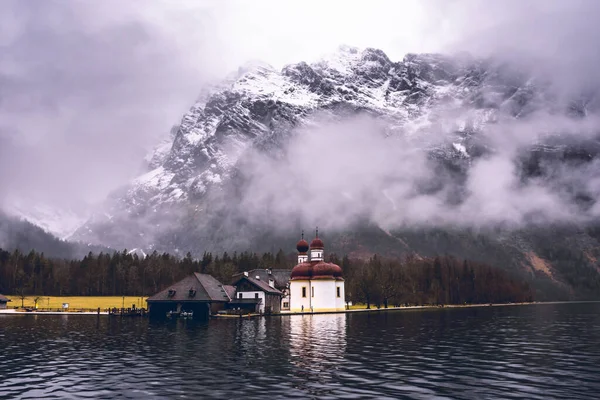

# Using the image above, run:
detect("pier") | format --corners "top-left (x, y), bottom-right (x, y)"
top-left (108, 307), bottom-right (147, 317)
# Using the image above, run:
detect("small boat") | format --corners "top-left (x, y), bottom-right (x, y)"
top-left (180, 311), bottom-right (194, 319)
top-left (166, 310), bottom-right (194, 319)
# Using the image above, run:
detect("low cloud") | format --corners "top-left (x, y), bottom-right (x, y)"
top-left (0, 0), bottom-right (224, 209)
top-left (236, 105), bottom-right (598, 234)
top-left (1, 0), bottom-right (600, 242)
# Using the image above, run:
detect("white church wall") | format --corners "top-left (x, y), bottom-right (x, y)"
top-left (335, 281), bottom-right (346, 310)
top-left (310, 249), bottom-right (323, 261)
top-left (290, 279), bottom-right (345, 312)
top-left (290, 280), bottom-right (311, 312)
top-left (311, 280), bottom-right (337, 311)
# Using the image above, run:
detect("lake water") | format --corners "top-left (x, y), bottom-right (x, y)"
top-left (1, 302), bottom-right (599, 399)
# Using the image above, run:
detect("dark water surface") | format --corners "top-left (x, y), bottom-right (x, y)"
top-left (1, 302), bottom-right (600, 399)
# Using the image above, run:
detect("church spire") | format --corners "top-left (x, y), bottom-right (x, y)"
top-left (310, 227), bottom-right (324, 261)
top-left (296, 230), bottom-right (309, 264)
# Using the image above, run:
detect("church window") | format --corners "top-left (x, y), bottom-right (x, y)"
top-left (337, 287), bottom-right (341, 297)
top-left (283, 302), bottom-right (289, 308)
top-left (311, 287), bottom-right (314, 297)
top-left (239, 293), bottom-right (243, 299)
top-left (302, 287), bottom-right (307, 298)
top-left (255, 293), bottom-right (259, 299)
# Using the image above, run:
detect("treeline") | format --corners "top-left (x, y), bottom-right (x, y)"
top-left (0, 248), bottom-right (291, 297)
top-left (0, 247), bottom-right (533, 305)
top-left (338, 254), bottom-right (533, 308)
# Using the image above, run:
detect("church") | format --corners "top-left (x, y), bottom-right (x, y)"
top-left (289, 230), bottom-right (346, 312)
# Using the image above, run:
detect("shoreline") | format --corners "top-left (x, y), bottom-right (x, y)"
top-left (0, 309), bottom-right (109, 315)
top-left (1, 300), bottom-right (598, 317)
top-left (216, 300), bottom-right (600, 318)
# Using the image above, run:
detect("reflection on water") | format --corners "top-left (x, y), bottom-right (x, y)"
top-left (1, 303), bottom-right (600, 399)
top-left (289, 314), bottom-right (347, 396)
top-left (290, 314), bottom-right (346, 368)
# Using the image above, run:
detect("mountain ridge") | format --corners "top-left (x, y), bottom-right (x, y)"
top-left (63, 46), bottom-right (600, 298)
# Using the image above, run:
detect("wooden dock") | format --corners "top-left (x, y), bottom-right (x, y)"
top-left (108, 307), bottom-right (147, 317)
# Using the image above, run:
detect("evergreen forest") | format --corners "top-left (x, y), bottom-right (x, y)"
top-left (0, 248), bottom-right (533, 306)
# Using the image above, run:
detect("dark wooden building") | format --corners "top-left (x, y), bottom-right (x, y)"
top-left (229, 274), bottom-right (283, 314)
top-left (0, 294), bottom-right (10, 309)
top-left (146, 273), bottom-right (234, 319)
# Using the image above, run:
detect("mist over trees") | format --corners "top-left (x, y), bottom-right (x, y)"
top-left (0, 247), bottom-right (533, 305)
top-left (0, 211), bottom-right (111, 259)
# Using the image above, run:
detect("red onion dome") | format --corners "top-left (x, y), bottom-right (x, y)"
top-left (312, 261), bottom-right (343, 279)
top-left (290, 262), bottom-right (312, 280)
top-left (296, 239), bottom-right (309, 253)
top-left (290, 261), bottom-right (343, 280)
top-left (310, 237), bottom-right (324, 249)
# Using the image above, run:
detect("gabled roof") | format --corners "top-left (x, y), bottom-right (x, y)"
top-left (231, 275), bottom-right (283, 295)
top-left (231, 269), bottom-right (291, 289)
top-left (0, 294), bottom-right (10, 303)
top-left (147, 273), bottom-right (231, 303)
top-left (222, 285), bottom-right (236, 300)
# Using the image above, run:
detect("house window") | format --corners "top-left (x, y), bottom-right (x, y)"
top-left (239, 293), bottom-right (243, 299)
top-left (283, 302), bottom-right (289, 308)
top-left (255, 293), bottom-right (259, 299)
top-left (302, 287), bottom-right (307, 298)
top-left (311, 287), bottom-right (314, 297)
top-left (337, 287), bottom-right (341, 298)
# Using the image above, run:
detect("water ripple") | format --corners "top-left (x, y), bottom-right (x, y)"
top-left (1, 303), bottom-right (600, 399)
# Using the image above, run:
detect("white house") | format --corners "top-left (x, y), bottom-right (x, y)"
top-left (230, 273), bottom-right (283, 314)
top-left (231, 269), bottom-right (291, 311)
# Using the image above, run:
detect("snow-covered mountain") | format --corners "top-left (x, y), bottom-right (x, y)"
top-left (70, 46), bottom-right (600, 263)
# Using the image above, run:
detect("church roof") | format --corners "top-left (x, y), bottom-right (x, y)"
top-left (310, 238), bottom-right (324, 249)
top-left (296, 239), bottom-right (310, 253)
top-left (0, 294), bottom-right (10, 303)
top-left (291, 260), bottom-right (343, 280)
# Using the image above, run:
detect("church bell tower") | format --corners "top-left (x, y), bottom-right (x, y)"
top-left (296, 231), bottom-right (309, 263)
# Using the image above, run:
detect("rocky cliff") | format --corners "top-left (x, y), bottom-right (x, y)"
top-left (69, 46), bottom-right (600, 298)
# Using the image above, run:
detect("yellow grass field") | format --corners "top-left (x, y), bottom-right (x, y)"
top-left (6, 296), bottom-right (148, 310)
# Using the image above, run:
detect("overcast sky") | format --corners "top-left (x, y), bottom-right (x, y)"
top-left (0, 0), bottom-right (598, 212)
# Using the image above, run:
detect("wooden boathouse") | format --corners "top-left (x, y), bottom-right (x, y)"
top-left (146, 273), bottom-right (235, 319)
